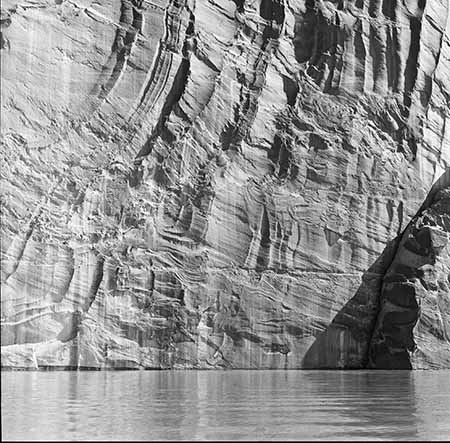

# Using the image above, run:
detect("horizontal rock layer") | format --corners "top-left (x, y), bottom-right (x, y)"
top-left (1, 0), bottom-right (449, 369)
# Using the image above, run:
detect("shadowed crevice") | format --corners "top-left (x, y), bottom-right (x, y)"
top-left (302, 238), bottom-right (400, 369)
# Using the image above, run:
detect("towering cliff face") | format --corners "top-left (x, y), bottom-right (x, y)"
top-left (1, 0), bottom-right (449, 369)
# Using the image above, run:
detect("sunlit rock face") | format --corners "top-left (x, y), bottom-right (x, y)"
top-left (0, 0), bottom-right (449, 369)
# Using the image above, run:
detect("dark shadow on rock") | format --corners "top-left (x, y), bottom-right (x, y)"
top-left (303, 169), bottom-right (450, 369)
top-left (368, 169), bottom-right (450, 370)
top-left (302, 237), bottom-right (400, 369)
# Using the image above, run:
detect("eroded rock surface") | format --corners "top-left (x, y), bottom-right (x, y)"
top-left (1, 0), bottom-right (449, 369)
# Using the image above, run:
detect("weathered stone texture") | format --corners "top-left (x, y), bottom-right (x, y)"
top-left (1, 0), bottom-right (449, 369)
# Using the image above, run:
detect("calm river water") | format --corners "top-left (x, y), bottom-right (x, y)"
top-left (1, 370), bottom-right (450, 441)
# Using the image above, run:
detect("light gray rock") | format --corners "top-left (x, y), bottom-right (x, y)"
top-left (1, 0), bottom-right (449, 369)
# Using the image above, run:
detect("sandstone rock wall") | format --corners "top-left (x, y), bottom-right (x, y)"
top-left (1, 0), bottom-right (449, 369)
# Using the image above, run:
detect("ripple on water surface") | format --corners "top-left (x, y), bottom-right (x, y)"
top-left (2, 370), bottom-right (450, 441)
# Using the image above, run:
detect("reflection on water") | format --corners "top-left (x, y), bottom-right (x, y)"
top-left (1, 370), bottom-right (450, 441)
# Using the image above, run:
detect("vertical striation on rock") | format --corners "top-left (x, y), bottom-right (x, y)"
top-left (1, 0), bottom-right (449, 369)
